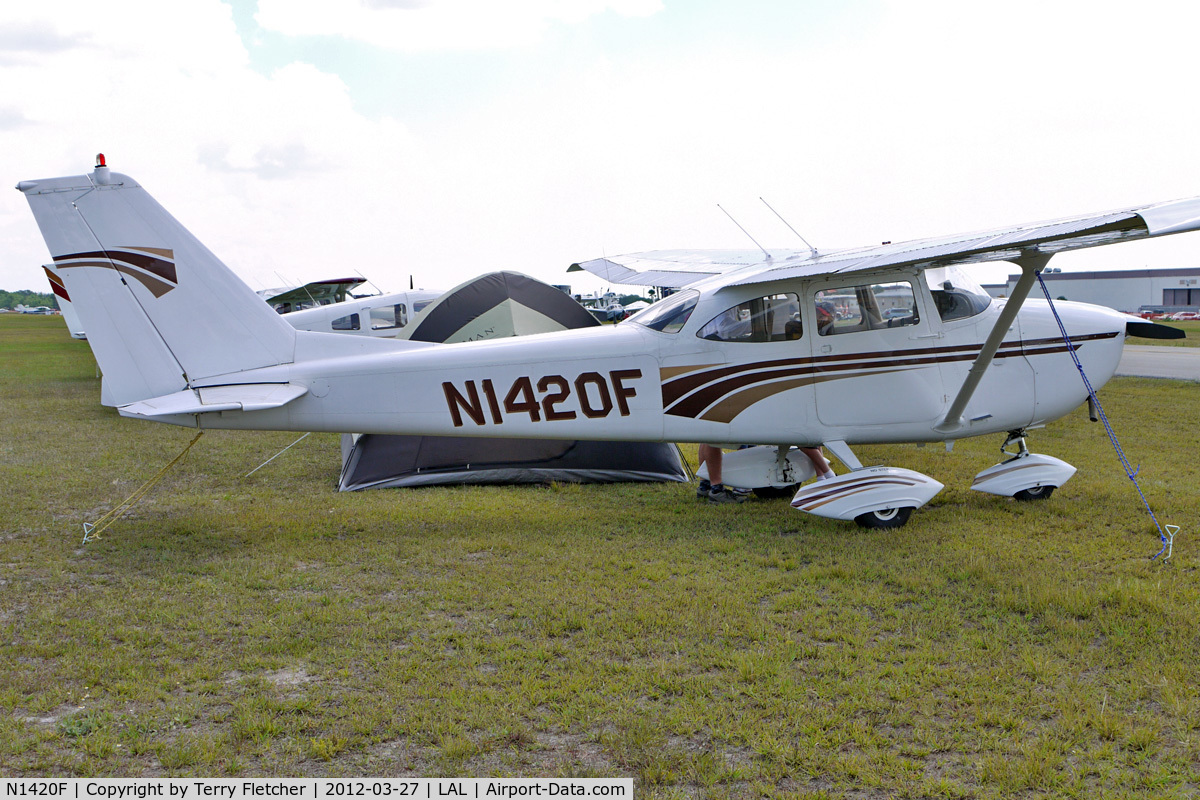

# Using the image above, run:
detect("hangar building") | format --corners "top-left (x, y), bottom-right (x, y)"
top-left (983, 266), bottom-right (1200, 314)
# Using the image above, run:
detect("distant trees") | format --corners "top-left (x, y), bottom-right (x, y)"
top-left (0, 289), bottom-right (57, 311)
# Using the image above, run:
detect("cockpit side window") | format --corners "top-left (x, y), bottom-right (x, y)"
top-left (697, 293), bottom-right (801, 342)
top-left (626, 290), bottom-right (698, 334)
top-left (370, 303), bottom-right (408, 330)
top-left (925, 266), bottom-right (992, 322)
top-left (815, 282), bottom-right (919, 335)
top-left (331, 313), bottom-right (360, 331)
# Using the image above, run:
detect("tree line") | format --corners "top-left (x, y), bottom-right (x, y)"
top-left (0, 289), bottom-right (58, 311)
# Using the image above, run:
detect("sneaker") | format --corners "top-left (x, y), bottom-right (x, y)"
top-left (707, 484), bottom-right (745, 504)
top-left (696, 479), bottom-right (711, 499)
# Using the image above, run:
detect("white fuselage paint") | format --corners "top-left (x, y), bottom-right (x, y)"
top-left (168, 276), bottom-right (1125, 448)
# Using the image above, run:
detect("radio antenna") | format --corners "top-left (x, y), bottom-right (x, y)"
top-left (717, 204), bottom-right (771, 260)
top-left (760, 197), bottom-right (818, 257)
top-left (353, 269), bottom-right (384, 297)
top-left (273, 270), bottom-right (315, 305)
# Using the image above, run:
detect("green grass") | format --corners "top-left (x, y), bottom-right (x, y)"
top-left (2, 314), bottom-right (1199, 797)
top-left (1126, 319), bottom-right (1199, 347)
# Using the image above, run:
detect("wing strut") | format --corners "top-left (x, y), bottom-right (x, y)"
top-left (934, 250), bottom-right (1052, 433)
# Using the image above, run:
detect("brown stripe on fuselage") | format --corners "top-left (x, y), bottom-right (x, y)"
top-left (659, 330), bottom-right (1120, 421)
top-left (697, 373), bottom-right (842, 423)
top-left (659, 363), bottom-right (723, 380)
top-left (660, 340), bottom-right (1027, 407)
top-left (662, 332), bottom-right (1116, 399)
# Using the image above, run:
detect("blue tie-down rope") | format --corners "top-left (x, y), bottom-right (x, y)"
top-left (1035, 273), bottom-right (1175, 561)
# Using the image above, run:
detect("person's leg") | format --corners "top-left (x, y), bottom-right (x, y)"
top-left (698, 444), bottom-right (723, 485)
top-left (801, 447), bottom-right (835, 480)
top-left (698, 445), bottom-right (742, 503)
top-left (696, 444), bottom-right (718, 498)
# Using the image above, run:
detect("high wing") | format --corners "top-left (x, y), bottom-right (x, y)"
top-left (568, 250), bottom-right (785, 288)
top-left (570, 196), bottom-right (1200, 289)
top-left (263, 277), bottom-right (366, 309)
top-left (575, 195), bottom-right (1200, 436)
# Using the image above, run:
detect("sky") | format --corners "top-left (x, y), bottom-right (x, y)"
top-left (4, 0), bottom-right (1200, 297)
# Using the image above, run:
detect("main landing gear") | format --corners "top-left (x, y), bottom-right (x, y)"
top-left (694, 444), bottom-right (818, 498)
top-left (789, 440), bottom-right (944, 530)
top-left (970, 429), bottom-right (1077, 502)
top-left (708, 432), bottom-right (1075, 530)
top-left (788, 431), bottom-right (1075, 529)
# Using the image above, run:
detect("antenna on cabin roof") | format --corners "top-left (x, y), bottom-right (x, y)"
top-left (274, 271), bottom-right (318, 307)
top-left (353, 269), bottom-right (384, 297)
top-left (717, 204), bottom-right (771, 260)
top-left (760, 197), bottom-right (818, 257)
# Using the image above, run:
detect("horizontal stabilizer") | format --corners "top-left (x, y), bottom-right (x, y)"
top-left (119, 383), bottom-right (308, 418)
top-left (19, 166), bottom-right (299, 406)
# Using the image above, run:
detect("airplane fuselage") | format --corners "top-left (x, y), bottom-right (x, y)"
top-left (20, 165), bottom-right (1192, 525)
top-left (167, 270), bottom-right (1124, 447)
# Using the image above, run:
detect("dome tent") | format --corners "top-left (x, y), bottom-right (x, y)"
top-left (337, 272), bottom-right (690, 490)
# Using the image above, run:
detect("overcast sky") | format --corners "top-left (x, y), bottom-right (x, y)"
top-left (4, 0), bottom-right (1200, 297)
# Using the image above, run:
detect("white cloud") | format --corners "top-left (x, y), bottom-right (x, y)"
top-left (255, 0), bottom-right (663, 51)
top-left (5, 0), bottom-right (1200, 298)
top-left (1, 1), bottom-right (427, 291)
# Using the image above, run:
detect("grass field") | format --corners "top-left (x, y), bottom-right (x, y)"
top-left (1125, 319), bottom-right (1200, 347)
top-left (2, 314), bottom-right (1198, 797)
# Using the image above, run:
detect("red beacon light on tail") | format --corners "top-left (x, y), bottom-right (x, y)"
top-left (92, 153), bottom-right (113, 185)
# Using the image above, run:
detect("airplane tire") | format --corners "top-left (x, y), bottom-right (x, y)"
top-left (1013, 485), bottom-right (1055, 502)
top-left (853, 506), bottom-right (913, 529)
top-left (753, 484), bottom-right (799, 499)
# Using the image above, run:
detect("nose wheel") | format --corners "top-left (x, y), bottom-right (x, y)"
top-left (1001, 429), bottom-right (1030, 458)
top-left (971, 429), bottom-right (1076, 501)
top-left (853, 506), bottom-right (915, 529)
top-left (1013, 485), bottom-right (1055, 501)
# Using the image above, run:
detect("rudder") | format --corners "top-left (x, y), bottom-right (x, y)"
top-left (19, 162), bottom-right (297, 407)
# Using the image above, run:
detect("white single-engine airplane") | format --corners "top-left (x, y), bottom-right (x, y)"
top-left (17, 158), bottom-right (1198, 528)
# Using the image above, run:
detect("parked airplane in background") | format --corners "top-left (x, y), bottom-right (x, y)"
top-left (17, 158), bottom-right (1195, 527)
top-left (258, 277), bottom-right (368, 313)
top-left (577, 291), bottom-right (631, 322)
top-left (283, 288), bottom-right (441, 337)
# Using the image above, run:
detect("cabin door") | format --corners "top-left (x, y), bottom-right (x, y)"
top-left (810, 278), bottom-right (947, 427)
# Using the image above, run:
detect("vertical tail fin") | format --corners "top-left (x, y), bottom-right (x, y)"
top-left (18, 164), bottom-right (296, 406)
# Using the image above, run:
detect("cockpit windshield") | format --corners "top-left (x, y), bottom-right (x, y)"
top-left (625, 290), bottom-right (699, 334)
top-left (925, 265), bottom-right (992, 321)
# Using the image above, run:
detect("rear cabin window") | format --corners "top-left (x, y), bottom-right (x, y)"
top-left (369, 303), bottom-right (407, 331)
top-left (815, 282), bottom-right (919, 335)
top-left (697, 293), bottom-right (801, 342)
top-left (332, 313), bottom-right (360, 331)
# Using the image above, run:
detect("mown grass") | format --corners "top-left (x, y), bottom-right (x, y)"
top-left (1126, 319), bottom-right (1200, 347)
top-left (2, 314), bottom-right (1198, 797)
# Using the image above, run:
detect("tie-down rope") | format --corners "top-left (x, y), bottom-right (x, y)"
top-left (1036, 274), bottom-right (1176, 561)
top-left (82, 430), bottom-right (205, 544)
